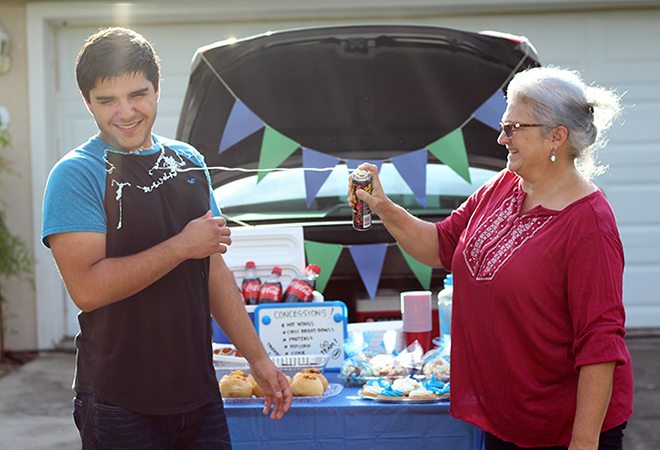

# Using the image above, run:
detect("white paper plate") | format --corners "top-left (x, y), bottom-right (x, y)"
top-left (357, 390), bottom-right (449, 404)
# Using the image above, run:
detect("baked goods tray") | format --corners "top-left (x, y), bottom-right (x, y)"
top-left (340, 373), bottom-right (450, 387)
top-left (223, 383), bottom-right (343, 404)
top-left (340, 374), bottom-right (423, 387)
top-left (357, 390), bottom-right (449, 404)
top-left (215, 354), bottom-right (329, 378)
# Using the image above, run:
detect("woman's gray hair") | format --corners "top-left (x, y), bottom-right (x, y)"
top-left (506, 66), bottom-right (622, 179)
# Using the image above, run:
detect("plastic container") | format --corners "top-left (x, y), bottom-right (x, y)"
top-left (212, 305), bottom-right (257, 344)
top-left (214, 354), bottom-right (329, 379)
top-left (437, 273), bottom-right (453, 352)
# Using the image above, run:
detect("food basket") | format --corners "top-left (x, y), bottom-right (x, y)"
top-left (215, 354), bottom-right (329, 379)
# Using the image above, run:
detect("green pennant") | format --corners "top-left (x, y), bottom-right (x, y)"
top-left (258, 126), bottom-right (300, 182)
top-left (304, 240), bottom-right (343, 294)
top-left (398, 244), bottom-right (432, 290)
top-left (427, 128), bottom-right (471, 184)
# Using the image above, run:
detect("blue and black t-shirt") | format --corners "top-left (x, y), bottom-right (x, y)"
top-left (42, 134), bottom-right (221, 414)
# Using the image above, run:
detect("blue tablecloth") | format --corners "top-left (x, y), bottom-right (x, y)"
top-left (224, 373), bottom-right (483, 450)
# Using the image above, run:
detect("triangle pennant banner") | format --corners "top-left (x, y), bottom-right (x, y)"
top-left (398, 244), bottom-right (433, 290)
top-left (473, 89), bottom-right (507, 131)
top-left (349, 243), bottom-right (388, 300)
top-left (347, 160), bottom-right (383, 172)
top-left (218, 100), bottom-right (265, 153)
top-left (302, 148), bottom-right (340, 208)
top-left (304, 241), bottom-right (343, 294)
top-left (258, 126), bottom-right (300, 183)
top-left (391, 148), bottom-right (428, 207)
top-left (427, 129), bottom-right (472, 184)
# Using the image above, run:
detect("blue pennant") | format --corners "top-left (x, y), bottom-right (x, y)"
top-left (473, 89), bottom-right (507, 131)
top-left (302, 148), bottom-right (339, 208)
top-left (218, 100), bottom-right (264, 153)
top-left (391, 148), bottom-right (428, 207)
top-left (349, 243), bottom-right (388, 300)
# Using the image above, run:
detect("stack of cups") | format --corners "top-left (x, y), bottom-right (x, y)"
top-left (400, 291), bottom-right (433, 353)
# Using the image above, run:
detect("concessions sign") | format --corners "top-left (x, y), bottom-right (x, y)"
top-left (254, 301), bottom-right (347, 370)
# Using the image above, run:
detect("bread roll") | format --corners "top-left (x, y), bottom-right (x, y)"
top-left (294, 368), bottom-right (328, 390)
top-left (219, 375), bottom-right (253, 398)
top-left (290, 374), bottom-right (325, 396)
top-left (228, 369), bottom-right (250, 380)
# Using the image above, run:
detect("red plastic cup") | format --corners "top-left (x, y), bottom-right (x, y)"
top-left (404, 330), bottom-right (433, 353)
top-left (401, 291), bottom-right (433, 353)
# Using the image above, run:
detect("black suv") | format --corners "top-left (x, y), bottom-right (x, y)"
top-left (176, 24), bottom-right (540, 320)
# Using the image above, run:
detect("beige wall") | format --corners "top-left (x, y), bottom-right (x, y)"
top-left (0, 1), bottom-right (37, 352)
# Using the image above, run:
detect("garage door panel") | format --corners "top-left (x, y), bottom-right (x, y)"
top-left (604, 15), bottom-right (660, 63)
top-left (603, 143), bottom-right (660, 165)
top-left (607, 102), bottom-right (660, 145)
top-left (593, 65), bottom-right (660, 84)
top-left (605, 186), bottom-right (660, 225)
top-left (57, 106), bottom-right (98, 152)
top-left (600, 165), bottom-right (660, 186)
top-left (618, 82), bottom-right (660, 103)
top-left (54, 10), bottom-right (660, 331)
top-left (153, 117), bottom-right (180, 140)
top-left (159, 74), bottom-right (192, 131)
top-left (625, 307), bottom-right (660, 328)
top-left (599, 143), bottom-right (660, 186)
top-left (64, 116), bottom-right (98, 148)
top-left (56, 27), bottom-right (93, 96)
top-left (624, 267), bottom-right (660, 307)
top-left (619, 227), bottom-right (660, 265)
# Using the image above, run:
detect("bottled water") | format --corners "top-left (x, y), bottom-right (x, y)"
top-left (437, 273), bottom-right (453, 357)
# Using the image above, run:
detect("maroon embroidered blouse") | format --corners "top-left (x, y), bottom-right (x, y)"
top-left (436, 169), bottom-right (633, 447)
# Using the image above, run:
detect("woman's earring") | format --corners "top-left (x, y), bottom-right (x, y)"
top-left (550, 149), bottom-right (557, 163)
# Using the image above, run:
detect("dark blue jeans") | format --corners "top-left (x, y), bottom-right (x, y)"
top-left (484, 422), bottom-right (627, 450)
top-left (73, 393), bottom-right (232, 449)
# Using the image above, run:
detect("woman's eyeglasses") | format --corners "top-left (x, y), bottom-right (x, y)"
top-left (499, 122), bottom-right (545, 138)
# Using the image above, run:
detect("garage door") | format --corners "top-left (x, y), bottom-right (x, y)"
top-left (54, 8), bottom-right (660, 334)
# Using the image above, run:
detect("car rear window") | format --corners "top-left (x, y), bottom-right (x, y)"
top-left (214, 164), bottom-right (497, 223)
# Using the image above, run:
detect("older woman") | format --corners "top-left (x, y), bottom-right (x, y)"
top-left (351, 67), bottom-right (633, 450)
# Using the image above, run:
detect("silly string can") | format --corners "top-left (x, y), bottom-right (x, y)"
top-left (351, 168), bottom-right (373, 231)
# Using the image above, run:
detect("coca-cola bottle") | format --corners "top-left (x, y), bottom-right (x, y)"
top-left (241, 261), bottom-right (262, 305)
top-left (282, 264), bottom-right (321, 303)
top-left (257, 266), bottom-right (283, 304)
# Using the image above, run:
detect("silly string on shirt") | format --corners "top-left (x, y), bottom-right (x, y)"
top-left (105, 145), bottom-right (186, 229)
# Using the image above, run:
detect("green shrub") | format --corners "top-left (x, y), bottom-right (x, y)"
top-left (0, 128), bottom-right (33, 360)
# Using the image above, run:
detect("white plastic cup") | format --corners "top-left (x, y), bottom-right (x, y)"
top-left (400, 291), bottom-right (432, 352)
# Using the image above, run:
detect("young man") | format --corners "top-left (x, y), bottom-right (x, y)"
top-left (42, 27), bottom-right (291, 448)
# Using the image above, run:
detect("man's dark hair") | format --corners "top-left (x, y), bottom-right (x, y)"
top-left (75, 27), bottom-right (161, 102)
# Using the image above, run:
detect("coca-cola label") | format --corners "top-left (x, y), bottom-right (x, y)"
top-left (258, 282), bottom-right (283, 303)
top-left (242, 280), bottom-right (261, 305)
top-left (283, 279), bottom-right (314, 302)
